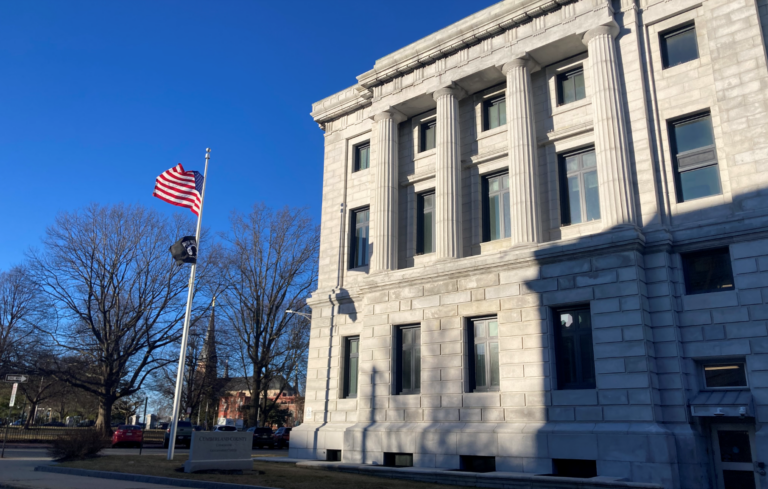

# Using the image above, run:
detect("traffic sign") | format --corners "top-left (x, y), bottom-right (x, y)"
top-left (9, 384), bottom-right (17, 407)
top-left (4, 375), bottom-right (28, 383)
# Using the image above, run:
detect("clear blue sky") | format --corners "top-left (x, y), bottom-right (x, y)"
top-left (0, 0), bottom-right (497, 271)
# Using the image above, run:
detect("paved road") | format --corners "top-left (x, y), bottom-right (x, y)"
top-left (0, 447), bottom-right (289, 489)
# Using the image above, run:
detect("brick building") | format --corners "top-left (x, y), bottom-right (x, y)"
top-left (290, 1), bottom-right (768, 487)
top-left (217, 377), bottom-right (299, 428)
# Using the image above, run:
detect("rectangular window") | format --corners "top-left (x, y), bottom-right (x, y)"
top-left (559, 148), bottom-right (600, 226)
top-left (383, 453), bottom-right (413, 467)
top-left (343, 337), bottom-right (359, 399)
top-left (681, 248), bottom-right (734, 294)
top-left (416, 192), bottom-right (435, 255)
top-left (482, 173), bottom-right (511, 242)
top-left (420, 120), bottom-right (436, 152)
top-left (353, 142), bottom-right (370, 172)
top-left (554, 307), bottom-right (596, 390)
top-left (703, 363), bottom-right (747, 389)
top-left (552, 459), bottom-right (598, 479)
top-left (670, 113), bottom-right (721, 202)
top-left (326, 449), bottom-right (342, 461)
top-left (460, 456), bottom-right (496, 473)
top-left (661, 23), bottom-right (699, 69)
top-left (483, 96), bottom-right (506, 131)
top-left (468, 318), bottom-right (500, 392)
top-left (349, 208), bottom-right (370, 268)
top-left (396, 325), bottom-right (421, 395)
top-left (557, 68), bottom-right (586, 105)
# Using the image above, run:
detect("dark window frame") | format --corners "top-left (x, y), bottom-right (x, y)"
top-left (681, 247), bottom-right (734, 295)
top-left (660, 22), bottom-right (699, 69)
top-left (420, 120), bottom-right (437, 152)
top-left (558, 147), bottom-right (600, 226)
top-left (556, 68), bottom-right (586, 106)
top-left (668, 112), bottom-right (721, 203)
top-left (467, 317), bottom-right (501, 393)
top-left (349, 207), bottom-right (370, 269)
top-left (700, 361), bottom-right (748, 390)
top-left (353, 141), bottom-right (370, 172)
top-left (553, 305), bottom-right (596, 390)
top-left (416, 191), bottom-right (435, 255)
top-left (343, 336), bottom-right (360, 399)
top-left (483, 95), bottom-right (507, 131)
top-left (482, 172), bottom-right (511, 242)
top-left (395, 325), bottom-right (421, 395)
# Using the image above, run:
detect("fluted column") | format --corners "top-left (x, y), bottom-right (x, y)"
top-left (371, 109), bottom-right (405, 272)
top-left (501, 56), bottom-right (540, 246)
top-left (433, 86), bottom-right (464, 260)
top-left (583, 24), bottom-right (638, 229)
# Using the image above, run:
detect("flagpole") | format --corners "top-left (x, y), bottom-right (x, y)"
top-left (167, 147), bottom-right (210, 461)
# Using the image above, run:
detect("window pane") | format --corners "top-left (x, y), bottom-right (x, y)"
top-left (490, 177), bottom-right (500, 192)
top-left (402, 348), bottom-right (412, 391)
top-left (499, 98), bottom-right (507, 126)
top-left (565, 156), bottom-right (579, 172)
top-left (665, 27), bottom-right (698, 68)
top-left (422, 122), bottom-right (436, 151)
top-left (350, 339), bottom-right (359, 354)
top-left (579, 333), bottom-right (596, 386)
top-left (414, 345), bottom-right (421, 390)
top-left (683, 248), bottom-right (734, 294)
top-left (475, 344), bottom-right (487, 388)
top-left (489, 194), bottom-right (501, 241)
top-left (424, 211), bottom-right (434, 254)
top-left (584, 170), bottom-right (601, 222)
top-left (718, 431), bottom-right (753, 463)
top-left (489, 103), bottom-right (500, 130)
top-left (348, 357), bottom-right (358, 397)
top-left (488, 321), bottom-right (498, 337)
top-left (489, 342), bottom-right (500, 387)
top-left (568, 176), bottom-right (582, 224)
top-left (475, 322), bottom-right (486, 338)
top-left (502, 174), bottom-right (509, 189)
top-left (674, 117), bottom-right (714, 153)
top-left (503, 191), bottom-right (511, 239)
top-left (403, 328), bottom-right (412, 345)
top-left (574, 72), bottom-right (586, 101)
top-left (705, 364), bottom-right (747, 388)
top-left (582, 151), bottom-right (596, 168)
top-left (680, 165), bottom-right (721, 201)
top-left (563, 77), bottom-right (575, 104)
top-left (559, 336), bottom-right (577, 385)
top-left (424, 193), bottom-right (434, 209)
top-left (357, 144), bottom-right (370, 171)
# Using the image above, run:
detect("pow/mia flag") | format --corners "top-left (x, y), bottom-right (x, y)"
top-left (170, 236), bottom-right (198, 265)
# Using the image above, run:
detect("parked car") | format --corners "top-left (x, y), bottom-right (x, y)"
top-left (192, 425), bottom-right (204, 432)
top-left (272, 427), bottom-right (291, 449)
top-left (163, 421), bottom-right (194, 448)
top-left (43, 421), bottom-right (65, 427)
top-left (155, 422), bottom-right (169, 430)
top-left (213, 425), bottom-right (238, 432)
top-left (247, 427), bottom-right (274, 448)
top-left (112, 425), bottom-right (143, 448)
top-left (77, 420), bottom-right (95, 427)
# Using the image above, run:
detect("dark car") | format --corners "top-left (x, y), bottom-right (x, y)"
top-left (247, 427), bottom-right (274, 448)
top-left (272, 427), bottom-right (291, 449)
top-left (192, 425), bottom-right (203, 432)
top-left (163, 421), bottom-right (194, 448)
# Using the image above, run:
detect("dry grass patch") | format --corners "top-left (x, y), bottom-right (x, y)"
top-left (59, 455), bottom-right (455, 489)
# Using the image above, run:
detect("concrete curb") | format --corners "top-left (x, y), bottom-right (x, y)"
top-left (34, 465), bottom-right (280, 489)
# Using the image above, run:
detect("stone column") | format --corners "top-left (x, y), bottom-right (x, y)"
top-left (501, 56), bottom-right (540, 246)
top-left (371, 109), bottom-right (405, 272)
top-left (583, 24), bottom-right (638, 229)
top-left (433, 86), bottom-right (464, 259)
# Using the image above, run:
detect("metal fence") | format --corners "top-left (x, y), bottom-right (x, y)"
top-left (0, 427), bottom-right (166, 444)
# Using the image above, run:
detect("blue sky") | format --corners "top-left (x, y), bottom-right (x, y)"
top-left (0, 0), bottom-right (497, 271)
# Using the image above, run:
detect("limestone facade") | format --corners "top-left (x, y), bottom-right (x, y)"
top-left (291, 1), bottom-right (768, 487)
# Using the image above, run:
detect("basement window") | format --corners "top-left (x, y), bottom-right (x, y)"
top-left (460, 456), bottom-right (496, 473)
top-left (383, 452), bottom-right (413, 467)
top-left (326, 449), bottom-right (342, 462)
top-left (551, 459), bottom-right (597, 478)
top-left (703, 363), bottom-right (748, 389)
top-left (681, 248), bottom-right (734, 295)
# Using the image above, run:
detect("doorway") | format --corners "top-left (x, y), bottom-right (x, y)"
top-left (712, 424), bottom-right (761, 489)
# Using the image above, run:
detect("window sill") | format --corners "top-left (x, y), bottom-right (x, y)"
top-left (555, 220), bottom-right (602, 241)
top-left (551, 97), bottom-right (591, 117)
top-left (661, 58), bottom-right (701, 75)
top-left (477, 125), bottom-right (506, 142)
top-left (414, 148), bottom-right (436, 162)
top-left (479, 239), bottom-right (511, 255)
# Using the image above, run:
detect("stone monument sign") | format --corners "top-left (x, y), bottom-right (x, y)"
top-left (184, 431), bottom-right (252, 473)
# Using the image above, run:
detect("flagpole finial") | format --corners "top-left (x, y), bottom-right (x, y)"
top-left (205, 148), bottom-right (211, 159)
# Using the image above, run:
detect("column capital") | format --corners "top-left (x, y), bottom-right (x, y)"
top-left (500, 55), bottom-right (539, 75)
top-left (432, 84), bottom-right (467, 101)
top-left (582, 22), bottom-right (620, 45)
top-left (373, 107), bottom-right (406, 123)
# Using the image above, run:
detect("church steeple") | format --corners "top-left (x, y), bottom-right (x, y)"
top-left (198, 296), bottom-right (218, 378)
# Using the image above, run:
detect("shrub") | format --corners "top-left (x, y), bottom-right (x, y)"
top-left (48, 429), bottom-right (109, 461)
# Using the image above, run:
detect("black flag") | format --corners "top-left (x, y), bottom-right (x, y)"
top-left (170, 236), bottom-right (198, 265)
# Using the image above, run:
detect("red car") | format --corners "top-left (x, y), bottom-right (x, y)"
top-left (112, 424), bottom-right (143, 448)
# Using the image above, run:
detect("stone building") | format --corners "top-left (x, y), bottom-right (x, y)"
top-left (290, 0), bottom-right (768, 487)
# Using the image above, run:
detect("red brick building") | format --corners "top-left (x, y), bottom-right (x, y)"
top-left (216, 376), bottom-right (301, 428)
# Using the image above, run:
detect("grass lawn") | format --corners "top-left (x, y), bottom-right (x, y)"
top-left (59, 455), bottom-right (455, 489)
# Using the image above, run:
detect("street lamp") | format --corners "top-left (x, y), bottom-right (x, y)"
top-left (285, 309), bottom-right (311, 319)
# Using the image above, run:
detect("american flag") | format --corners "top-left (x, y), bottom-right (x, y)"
top-left (153, 164), bottom-right (204, 216)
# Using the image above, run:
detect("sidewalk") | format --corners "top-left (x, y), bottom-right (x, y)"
top-left (0, 454), bottom-right (187, 489)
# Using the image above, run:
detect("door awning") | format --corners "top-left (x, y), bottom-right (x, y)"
top-left (690, 390), bottom-right (753, 417)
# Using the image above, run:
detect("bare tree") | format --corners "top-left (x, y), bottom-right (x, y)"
top-left (27, 203), bottom-right (217, 436)
top-left (0, 266), bottom-right (39, 373)
top-left (218, 204), bottom-right (317, 426)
